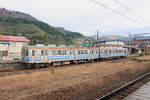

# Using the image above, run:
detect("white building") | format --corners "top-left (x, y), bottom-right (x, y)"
top-left (0, 35), bottom-right (29, 62)
top-left (102, 40), bottom-right (126, 46)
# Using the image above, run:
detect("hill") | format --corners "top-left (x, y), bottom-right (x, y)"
top-left (55, 27), bottom-right (84, 40)
top-left (0, 8), bottom-right (84, 45)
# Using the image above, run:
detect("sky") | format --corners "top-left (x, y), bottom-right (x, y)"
top-left (1, 0), bottom-right (150, 36)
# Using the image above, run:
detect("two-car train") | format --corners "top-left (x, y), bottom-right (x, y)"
top-left (21, 44), bottom-right (129, 68)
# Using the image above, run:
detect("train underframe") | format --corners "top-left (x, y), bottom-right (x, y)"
top-left (22, 56), bottom-right (126, 69)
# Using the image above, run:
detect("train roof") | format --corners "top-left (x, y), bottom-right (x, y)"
top-left (24, 44), bottom-right (127, 50)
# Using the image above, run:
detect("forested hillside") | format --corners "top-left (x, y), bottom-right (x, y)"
top-left (0, 8), bottom-right (84, 45)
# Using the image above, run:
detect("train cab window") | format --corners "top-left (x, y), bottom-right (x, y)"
top-left (26, 49), bottom-right (29, 56)
top-left (32, 50), bottom-right (35, 56)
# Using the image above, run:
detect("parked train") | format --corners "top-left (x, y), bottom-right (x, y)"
top-left (21, 44), bottom-right (129, 68)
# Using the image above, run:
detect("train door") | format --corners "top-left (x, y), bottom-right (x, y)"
top-left (90, 49), bottom-right (94, 59)
top-left (33, 49), bottom-right (41, 63)
top-left (98, 48), bottom-right (101, 59)
top-left (70, 49), bottom-right (75, 60)
top-left (43, 50), bottom-right (48, 62)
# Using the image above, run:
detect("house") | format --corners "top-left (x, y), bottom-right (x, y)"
top-left (133, 39), bottom-right (150, 47)
top-left (93, 40), bottom-right (127, 47)
top-left (0, 35), bottom-right (29, 62)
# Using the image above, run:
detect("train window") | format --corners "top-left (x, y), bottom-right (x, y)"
top-left (78, 50), bottom-right (80, 55)
top-left (70, 50), bottom-right (72, 55)
top-left (61, 50), bottom-right (64, 55)
top-left (81, 50), bottom-right (84, 54)
top-left (64, 50), bottom-right (67, 55)
top-left (0, 51), bottom-right (8, 56)
top-left (96, 50), bottom-right (98, 54)
top-left (91, 50), bottom-right (94, 54)
top-left (104, 50), bottom-right (106, 53)
top-left (116, 50), bottom-right (118, 53)
top-left (61, 50), bottom-right (66, 55)
top-left (44, 50), bottom-right (48, 56)
top-left (41, 50), bottom-right (44, 56)
top-left (124, 50), bottom-right (126, 54)
top-left (26, 49), bottom-right (29, 56)
top-left (52, 50), bottom-right (56, 55)
top-left (85, 50), bottom-right (88, 54)
top-left (32, 50), bottom-right (35, 56)
top-left (21, 49), bottom-right (25, 56)
top-left (100, 50), bottom-right (103, 54)
top-left (58, 50), bottom-right (61, 55)
top-left (120, 50), bottom-right (122, 53)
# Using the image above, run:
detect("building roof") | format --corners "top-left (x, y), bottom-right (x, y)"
top-left (135, 39), bottom-right (150, 41)
top-left (98, 40), bottom-right (126, 43)
top-left (97, 43), bottom-right (128, 47)
top-left (0, 35), bottom-right (30, 42)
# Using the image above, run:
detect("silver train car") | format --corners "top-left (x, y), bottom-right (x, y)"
top-left (21, 44), bottom-right (129, 68)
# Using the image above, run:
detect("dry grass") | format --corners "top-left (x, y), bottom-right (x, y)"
top-left (0, 56), bottom-right (150, 100)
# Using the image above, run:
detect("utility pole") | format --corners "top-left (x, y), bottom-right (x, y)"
top-left (128, 32), bottom-right (131, 54)
top-left (97, 29), bottom-right (99, 42)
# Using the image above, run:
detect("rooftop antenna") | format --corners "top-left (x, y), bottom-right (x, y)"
top-left (128, 32), bottom-right (131, 53)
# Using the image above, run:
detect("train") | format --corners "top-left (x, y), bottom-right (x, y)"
top-left (21, 44), bottom-right (129, 68)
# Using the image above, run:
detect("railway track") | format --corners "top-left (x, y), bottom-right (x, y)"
top-left (0, 57), bottom-right (129, 77)
top-left (97, 71), bottom-right (150, 100)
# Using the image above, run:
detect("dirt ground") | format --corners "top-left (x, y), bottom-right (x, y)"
top-left (0, 56), bottom-right (150, 100)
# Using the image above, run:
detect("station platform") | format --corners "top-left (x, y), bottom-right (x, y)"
top-left (124, 81), bottom-right (150, 100)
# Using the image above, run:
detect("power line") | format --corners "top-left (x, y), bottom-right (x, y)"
top-left (113, 0), bottom-right (150, 25)
top-left (89, 0), bottom-right (149, 27)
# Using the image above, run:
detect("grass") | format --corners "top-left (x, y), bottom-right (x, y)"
top-left (0, 56), bottom-right (150, 100)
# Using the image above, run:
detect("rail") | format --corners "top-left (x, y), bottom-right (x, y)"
top-left (97, 71), bottom-right (150, 100)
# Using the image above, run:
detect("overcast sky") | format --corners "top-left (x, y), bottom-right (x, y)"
top-left (1, 0), bottom-right (150, 36)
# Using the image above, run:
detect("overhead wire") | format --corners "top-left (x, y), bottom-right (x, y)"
top-left (89, 0), bottom-right (149, 28)
top-left (113, 0), bottom-right (150, 25)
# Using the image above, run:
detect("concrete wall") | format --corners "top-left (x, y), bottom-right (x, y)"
top-left (0, 63), bottom-right (23, 71)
